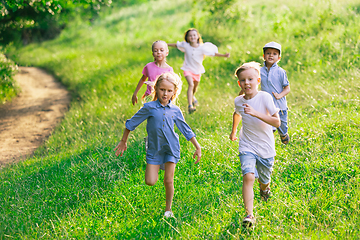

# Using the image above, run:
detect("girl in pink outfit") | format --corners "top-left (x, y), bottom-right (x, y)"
top-left (169, 28), bottom-right (230, 113)
top-left (132, 40), bottom-right (174, 105)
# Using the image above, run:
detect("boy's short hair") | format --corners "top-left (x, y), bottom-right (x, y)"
top-left (263, 42), bottom-right (281, 55)
top-left (234, 61), bottom-right (261, 78)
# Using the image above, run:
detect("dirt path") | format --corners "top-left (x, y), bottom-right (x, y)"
top-left (0, 67), bottom-right (71, 167)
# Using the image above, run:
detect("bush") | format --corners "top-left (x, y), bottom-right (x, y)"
top-left (0, 50), bottom-right (18, 103)
top-left (0, 0), bottom-right (113, 45)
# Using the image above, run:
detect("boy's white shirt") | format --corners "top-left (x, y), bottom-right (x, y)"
top-left (235, 91), bottom-right (279, 158)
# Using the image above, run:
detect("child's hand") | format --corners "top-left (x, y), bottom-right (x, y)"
top-left (132, 94), bottom-right (138, 105)
top-left (229, 132), bottom-right (238, 141)
top-left (114, 140), bottom-right (127, 157)
top-left (193, 148), bottom-right (201, 164)
top-left (224, 52), bottom-right (230, 58)
top-left (243, 103), bottom-right (257, 117)
top-left (272, 92), bottom-right (281, 100)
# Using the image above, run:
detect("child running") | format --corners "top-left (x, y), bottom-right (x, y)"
top-left (168, 28), bottom-right (230, 113)
top-left (261, 42), bottom-right (290, 144)
top-left (132, 40), bottom-right (174, 105)
top-left (229, 62), bottom-right (280, 228)
top-left (114, 72), bottom-right (201, 218)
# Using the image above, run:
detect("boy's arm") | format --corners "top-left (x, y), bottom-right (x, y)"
top-left (215, 52), bottom-right (230, 58)
top-left (189, 137), bottom-right (201, 164)
top-left (114, 128), bottom-right (131, 156)
top-left (167, 43), bottom-right (177, 48)
top-left (132, 75), bottom-right (148, 105)
top-left (272, 85), bottom-right (290, 100)
top-left (229, 112), bottom-right (241, 141)
top-left (243, 103), bottom-right (280, 128)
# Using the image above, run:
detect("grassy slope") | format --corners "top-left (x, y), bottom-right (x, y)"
top-left (1, 0), bottom-right (360, 238)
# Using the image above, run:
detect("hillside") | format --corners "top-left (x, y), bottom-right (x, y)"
top-left (2, 0), bottom-right (360, 238)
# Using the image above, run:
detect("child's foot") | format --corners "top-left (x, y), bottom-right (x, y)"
top-left (260, 187), bottom-right (271, 202)
top-left (192, 97), bottom-right (199, 106)
top-left (164, 211), bottom-right (174, 218)
top-left (242, 214), bottom-right (255, 228)
top-left (188, 105), bottom-right (196, 114)
top-left (280, 133), bottom-right (290, 145)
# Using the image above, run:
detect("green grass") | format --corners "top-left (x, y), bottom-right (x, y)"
top-left (1, 0), bottom-right (360, 238)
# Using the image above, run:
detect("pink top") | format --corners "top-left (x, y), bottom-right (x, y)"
top-left (176, 41), bottom-right (218, 74)
top-left (142, 62), bottom-right (173, 96)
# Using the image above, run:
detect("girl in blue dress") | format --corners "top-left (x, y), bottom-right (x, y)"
top-left (114, 72), bottom-right (201, 218)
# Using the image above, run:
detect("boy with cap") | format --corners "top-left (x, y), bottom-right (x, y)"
top-left (261, 42), bottom-right (290, 144)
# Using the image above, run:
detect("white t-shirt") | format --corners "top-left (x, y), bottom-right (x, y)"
top-left (176, 41), bottom-right (218, 74)
top-left (234, 91), bottom-right (279, 158)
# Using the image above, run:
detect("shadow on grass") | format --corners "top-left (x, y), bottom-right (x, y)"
top-left (0, 140), bottom-right (145, 235)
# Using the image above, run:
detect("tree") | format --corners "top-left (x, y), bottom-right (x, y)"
top-left (0, 0), bottom-right (112, 44)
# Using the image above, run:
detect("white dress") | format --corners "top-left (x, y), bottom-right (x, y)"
top-left (176, 41), bottom-right (218, 74)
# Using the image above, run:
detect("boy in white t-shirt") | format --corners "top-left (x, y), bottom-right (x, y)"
top-left (229, 62), bottom-right (280, 228)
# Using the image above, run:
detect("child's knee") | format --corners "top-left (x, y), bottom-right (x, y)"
top-left (163, 177), bottom-right (174, 186)
top-left (145, 177), bottom-right (157, 186)
top-left (243, 172), bottom-right (255, 182)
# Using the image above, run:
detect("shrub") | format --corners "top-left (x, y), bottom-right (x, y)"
top-left (0, 50), bottom-right (18, 103)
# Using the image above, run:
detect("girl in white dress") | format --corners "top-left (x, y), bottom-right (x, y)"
top-left (168, 28), bottom-right (230, 113)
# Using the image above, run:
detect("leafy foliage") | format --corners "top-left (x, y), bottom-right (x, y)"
top-left (0, 50), bottom-right (18, 103)
top-left (0, 0), bottom-right (112, 44)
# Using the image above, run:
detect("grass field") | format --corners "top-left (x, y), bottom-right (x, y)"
top-left (1, 0), bottom-right (360, 238)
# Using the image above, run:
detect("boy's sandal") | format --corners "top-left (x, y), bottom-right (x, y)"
top-left (260, 187), bottom-right (272, 202)
top-left (192, 98), bottom-right (199, 107)
top-left (242, 214), bottom-right (255, 228)
top-left (280, 133), bottom-right (290, 145)
top-left (188, 105), bottom-right (196, 114)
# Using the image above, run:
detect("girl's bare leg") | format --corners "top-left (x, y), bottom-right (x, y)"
top-left (193, 80), bottom-right (199, 95)
top-left (192, 80), bottom-right (199, 102)
top-left (185, 75), bottom-right (194, 107)
top-left (164, 162), bottom-right (176, 211)
top-left (242, 173), bottom-right (255, 216)
top-left (145, 164), bottom-right (160, 186)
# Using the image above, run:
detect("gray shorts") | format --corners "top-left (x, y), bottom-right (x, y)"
top-left (239, 151), bottom-right (274, 184)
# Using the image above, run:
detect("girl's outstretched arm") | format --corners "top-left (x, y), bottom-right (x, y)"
top-left (215, 52), bottom-right (230, 58)
top-left (167, 43), bottom-right (177, 48)
top-left (189, 137), bottom-right (201, 164)
top-left (132, 75), bottom-right (148, 105)
top-left (114, 128), bottom-right (131, 156)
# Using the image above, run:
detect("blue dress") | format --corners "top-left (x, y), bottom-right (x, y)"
top-left (125, 100), bottom-right (195, 164)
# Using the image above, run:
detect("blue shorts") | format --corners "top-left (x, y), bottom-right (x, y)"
top-left (239, 151), bottom-right (274, 184)
top-left (146, 153), bottom-right (178, 165)
top-left (273, 109), bottom-right (288, 136)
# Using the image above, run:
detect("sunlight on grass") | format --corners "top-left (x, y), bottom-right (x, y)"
top-left (1, 0), bottom-right (360, 238)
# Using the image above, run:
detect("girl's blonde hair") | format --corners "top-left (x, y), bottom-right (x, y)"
top-left (184, 28), bottom-right (203, 44)
top-left (152, 40), bottom-right (169, 52)
top-left (151, 72), bottom-right (182, 104)
top-left (234, 61), bottom-right (261, 78)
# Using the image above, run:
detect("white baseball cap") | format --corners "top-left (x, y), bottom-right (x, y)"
top-left (263, 42), bottom-right (281, 55)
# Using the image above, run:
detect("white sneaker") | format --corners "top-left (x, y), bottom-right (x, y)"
top-left (164, 211), bottom-right (174, 218)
